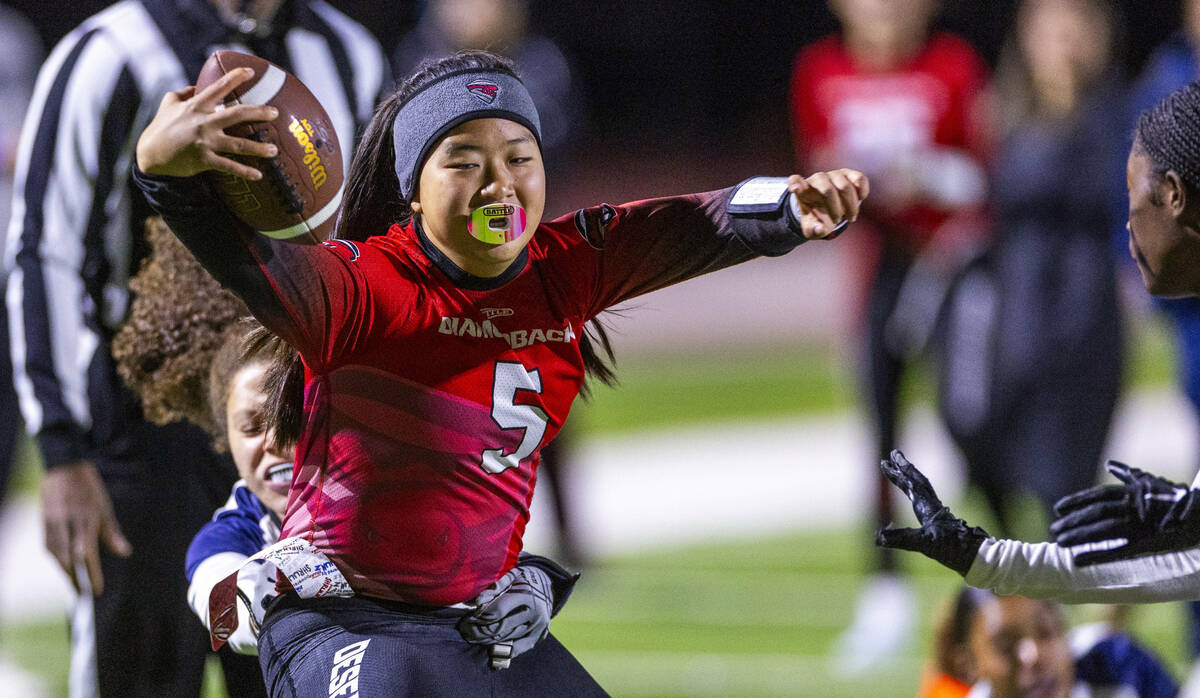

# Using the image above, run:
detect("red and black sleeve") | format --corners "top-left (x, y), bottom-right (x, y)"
top-left (132, 166), bottom-right (375, 371)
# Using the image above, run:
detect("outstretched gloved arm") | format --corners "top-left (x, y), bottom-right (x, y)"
top-left (1051, 461), bottom-right (1200, 566)
top-left (875, 450), bottom-right (989, 576)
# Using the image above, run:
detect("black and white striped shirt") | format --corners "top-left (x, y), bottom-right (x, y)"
top-left (5, 0), bottom-right (388, 469)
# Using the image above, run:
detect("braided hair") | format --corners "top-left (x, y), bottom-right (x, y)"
top-left (1135, 81), bottom-right (1200, 195)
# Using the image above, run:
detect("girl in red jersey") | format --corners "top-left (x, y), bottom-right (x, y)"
top-left (133, 50), bottom-right (867, 696)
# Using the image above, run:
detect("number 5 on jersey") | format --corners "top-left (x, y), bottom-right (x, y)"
top-left (481, 362), bottom-right (549, 474)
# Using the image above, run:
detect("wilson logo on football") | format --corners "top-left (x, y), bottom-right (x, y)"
top-left (288, 117), bottom-right (328, 190)
top-left (467, 80), bottom-right (500, 103)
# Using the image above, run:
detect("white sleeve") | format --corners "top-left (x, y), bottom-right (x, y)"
top-left (964, 537), bottom-right (1200, 603)
top-left (187, 551), bottom-right (264, 656)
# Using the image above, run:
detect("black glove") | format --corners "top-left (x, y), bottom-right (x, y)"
top-left (1050, 461), bottom-right (1200, 566)
top-left (875, 449), bottom-right (989, 576)
top-left (458, 553), bottom-right (579, 669)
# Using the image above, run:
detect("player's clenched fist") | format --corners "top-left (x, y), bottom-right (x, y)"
top-left (787, 168), bottom-right (869, 240)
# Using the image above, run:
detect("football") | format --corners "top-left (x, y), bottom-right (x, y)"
top-left (195, 51), bottom-right (343, 244)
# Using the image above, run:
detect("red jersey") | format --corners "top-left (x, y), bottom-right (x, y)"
top-left (790, 33), bottom-right (988, 248)
top-left (138, 171), bottom-right (808, 605)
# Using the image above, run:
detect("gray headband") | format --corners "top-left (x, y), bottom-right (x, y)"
top-left (392, 68), bottom-right (542, 200)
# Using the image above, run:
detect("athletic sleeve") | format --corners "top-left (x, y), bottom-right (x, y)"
top-left (132, 167), bottom-right (389, 371)
top-left (185, 486), bottom-right (277, 655)
top-left (566, 183), bottom-right (811, 317)
top-left (6, 29), bottom-right (142, 467)
top-left (964, 537), bottom-right (1200, 603)
top-left (187, 552), bottom-right (274, 655)
top-left (185, 502), bottom-right (269, 582)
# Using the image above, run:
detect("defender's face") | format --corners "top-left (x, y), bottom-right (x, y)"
top-left (968, 597), bottom-right (1073, 698)
top-left (1125, 147), bottom-right (1200, 297)
top-left (225, 362), bottom-right (291, 516)
top-left (414, 118), bottom-right (546, 278)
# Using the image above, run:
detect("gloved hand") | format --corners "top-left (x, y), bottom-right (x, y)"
top-left (875, 449), bottom-right (989, 576)
top-left (458, 554), bottom-right (578, 669)
top-left (1050, 460), bottom-right (1200, 566)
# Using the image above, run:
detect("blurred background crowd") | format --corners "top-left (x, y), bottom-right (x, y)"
top-left (5, 0), bottom-right (1200, 696)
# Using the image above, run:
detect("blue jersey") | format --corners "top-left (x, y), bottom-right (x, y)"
top-left (186, 480), bottom-right (282, 655)
top-left (186, 480), bottom-right (280, 582)
top-left (1072, 627), bottom-right (1177, 698)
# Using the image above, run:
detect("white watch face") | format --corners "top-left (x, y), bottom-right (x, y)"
top-left (729, 177), bottom-right (789, 209)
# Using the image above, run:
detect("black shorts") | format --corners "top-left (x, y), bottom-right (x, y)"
top-left (259, 594), bottom-right (608, 697)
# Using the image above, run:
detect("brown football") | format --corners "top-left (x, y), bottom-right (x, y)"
top-left (196, 51), bottom-right (343, 244)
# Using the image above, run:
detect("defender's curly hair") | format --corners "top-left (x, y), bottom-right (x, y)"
top-left (113, 217), bottom-right (249, 436)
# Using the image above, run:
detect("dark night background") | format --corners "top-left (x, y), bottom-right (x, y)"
top-left (5, 1), bottom-right (1188, 207)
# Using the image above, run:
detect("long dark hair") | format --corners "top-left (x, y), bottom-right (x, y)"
top-left (331, 49), bottom-right (616, 391)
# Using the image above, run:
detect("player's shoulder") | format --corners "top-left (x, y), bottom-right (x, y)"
top-left (792, 34), bottom-right (847, 72)
top-left (539, 203), bottom-right (622, 254)
top-left (322, 225), bottom-right (432, 285)
top-left (923, 33), bottom-right (982, 60)
top-left (921, 33), bottom-right (987, 77)
top-left (213, 480), bottom-right (269, 522)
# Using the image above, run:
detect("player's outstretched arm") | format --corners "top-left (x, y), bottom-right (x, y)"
top-left (875, 449), bottom-right (990, 576)
top-left (880, 451), bottom-right (1200, 604)
top-left (1050, 461), bottom-right (1200, 566)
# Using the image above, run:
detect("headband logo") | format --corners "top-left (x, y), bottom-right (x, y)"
top-left (467, 80), bottom-right (500, 104)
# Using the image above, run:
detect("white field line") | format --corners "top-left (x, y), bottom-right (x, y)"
top-left (0, 386), bottom-right (1193, 624)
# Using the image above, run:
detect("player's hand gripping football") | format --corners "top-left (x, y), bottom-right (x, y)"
top-left (875, 449), bottom-right (990, 576)
top-left (787, 169), bottom-right (869, 240)
top-left (136, 66), bottom-right (278, 181)
top-left (1050, 461), bottom-right (1200, 566)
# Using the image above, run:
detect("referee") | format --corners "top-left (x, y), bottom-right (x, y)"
top-left (4, 1), bottom-right (387, 694)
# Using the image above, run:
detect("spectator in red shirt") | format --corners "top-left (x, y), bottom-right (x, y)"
top-left (790, 0), bottom-right (990, 673)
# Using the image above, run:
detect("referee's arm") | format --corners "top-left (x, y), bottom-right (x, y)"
top-left (5, 26), bottom-right (136, 594)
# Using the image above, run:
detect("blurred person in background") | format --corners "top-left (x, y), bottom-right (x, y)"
top-left (938, 0), bottom-right (1125, 535)
top-left (5, 0), bottom-right (387, 694)
top-left (918, 586), bottom-right (1176, 698)
top-left (1126, 0), bottom-right (1200, 688)
top-left (0, 3), bottom-right (40, 505)
top-left (789, 0), bottom-right (990, 672)
top-left (393, 0), bottom-right (582, 169)
top-left (394, 0), bottom-right (589, 565)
